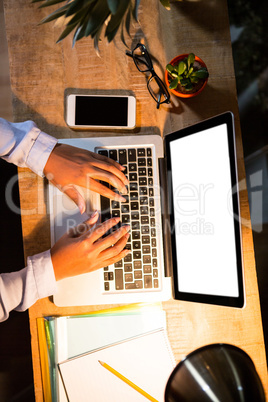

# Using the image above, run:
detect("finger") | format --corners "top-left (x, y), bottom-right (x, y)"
top-left (89, 180), bottom-right (126, 202)
top-left (94, 224), bottom-right (130, 252)
top-left (90, 159), bottom-right (129, 185)
top-left (87, 217), bottom-right (121, 242)
top-left (68, 211), bottom-right (99, 237)
top-left (64, 185), bottom-right (86, 215)
top-left (100, 233), bottom-right (131, 261)
top-left (85, 169), bottom-right (128, 195)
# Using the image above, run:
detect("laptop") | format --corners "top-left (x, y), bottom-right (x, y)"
top-left (49, 112), bottom-right (244, 308)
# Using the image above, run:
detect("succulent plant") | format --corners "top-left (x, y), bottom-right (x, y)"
top-left (166, 53), bottom-right (209, 92)
top-left (32, 0), bottom-right (175, 53)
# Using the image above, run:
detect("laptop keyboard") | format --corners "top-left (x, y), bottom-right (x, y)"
top-left (96, 147), bottom-right (160, 293)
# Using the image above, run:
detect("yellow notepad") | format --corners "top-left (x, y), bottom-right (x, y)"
top-left (58, 329), bottom-right (175, 402)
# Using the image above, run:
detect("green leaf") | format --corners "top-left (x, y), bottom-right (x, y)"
top-left (185, 82), bottom-right (193, 91)
top-left (169, 76), bottom-right (179, 90)
top-left (132, 0), bottom-right (140, 21)
top-left (94, 26), bottom-right (103, 57)
top-left (84, 0), bottom-right (110, 37)
top-left (66, 0), bottom-right (95, 17)
top-left (107, 0), bottom-right (120, 14)
top-left (105, 0), bottom-right (130, 42)
top-left (180, 78), bottom-right (189, 87)
top-left (56, 21), bottom-right (78, 43)
top-left (166, 64), bottom-right (175, 75)
top-left (192, 70), bottom-right (209, 79)
top-left (178, 61), bottom-right (187, 76)
top-left (39, 0), bottom-right (68, 8)
top-left (187, 53), bottom-right (195, 69)
top-left (124, 5), bottom-right (131, 36)
top-left (39, 4), bottom-right (70, 24)
top-left (159, 0), bottom-right (170, 10)
top-left (190, 76), bottom-right (199, 84)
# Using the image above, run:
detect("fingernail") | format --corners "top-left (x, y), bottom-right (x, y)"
top-left (90, 210), bottom-right (98, 218)
top-left (79, 203), bottom-right (86, 215)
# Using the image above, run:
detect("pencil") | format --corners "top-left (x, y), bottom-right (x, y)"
top-left (98, 360), bottom-right (159, 402)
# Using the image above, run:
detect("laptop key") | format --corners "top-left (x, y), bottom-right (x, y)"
top-left (154, 279), bottom-right (159, 288)
top-left (141, 216), bottom-right (149, 224)
top-left (109, 150), bottom-right (118, 161)
top-left (142, 245), bottom-right (150, 254)
top-left (114, 260), bottom-right (123, 268)
top-left (132, 231), bottom-right (140, 240)
top-left (133, 251), bottom-right (141, 259)
top-left (133, 241), bottom-right (141, 249)
top-left (134, 260), bottom-right (142, 269)
top-left (138, 158), bottom-right (146, 166)
top-left (131, 211), bottom-right (139, 220)
top-left (124, 264), bottom-right (132, 272)
top-left (100, 196), bottom-right (111, 222)
top-left (128, 149), bottom-right (136, 161)
top-left (135, 280), bottom-right (143, 289)
top-left (122, 214), bottom-right (130, 223)
top-left (125, 283), bottom-right (136, 289)
top-left (129, 163), bottom-right (137, 172)
top-left (124, 253), bottom-right (132, 262)
top-left (129, 172), bottom-right (137, 181)
top-left (144, 275), bottom-right (153, 288)
top-left (119, 149), bottom-right (127, 165)
top-left (138, 168), bottom-right (146, 176)
top-left (104, 282), bottom-right (110, 291)
top-left (147, 148), bottom-right (152, 157)
top-left (139, 177), bottom-right (147, 186)
top-left (142, 235), bottom-right (150, 244)
top-left (130, 182), bottom-right (138, 191)
top-left (115, 269), bottom-right (124, 290)
top-left (137, 148), bottom-right (145, 157)
top-left (143, 265), bottom-right (152, 273)
top-left (134, 270), bottom-right (142, 279)
top-left (131, 202), bottom-right (139, 210)
top-left (125, 273), bottom-right (133, 282)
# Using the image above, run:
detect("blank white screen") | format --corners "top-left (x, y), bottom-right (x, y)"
top-left (170, 124), bottom-right (239, 297)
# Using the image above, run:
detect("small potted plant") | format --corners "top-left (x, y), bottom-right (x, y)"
top-left (165, 53), bottom-right (209, 98)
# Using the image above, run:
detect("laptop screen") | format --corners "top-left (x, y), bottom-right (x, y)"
top-left (165, 112), bottom-right (244, 307)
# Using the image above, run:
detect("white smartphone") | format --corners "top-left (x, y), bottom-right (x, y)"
top-left (66, 94), bottom-right (136, 129)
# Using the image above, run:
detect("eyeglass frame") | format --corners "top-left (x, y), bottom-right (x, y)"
top-left (126, 43), bottom-right (170, 109)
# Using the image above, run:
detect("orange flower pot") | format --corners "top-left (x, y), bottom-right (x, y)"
top-left (165, 54), bottom-right (208, 98)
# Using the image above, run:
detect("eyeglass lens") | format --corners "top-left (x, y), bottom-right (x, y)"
top-left (148, 75), bottom-right (170, 105)
top-left (132, 45), bottom-right (153, 72)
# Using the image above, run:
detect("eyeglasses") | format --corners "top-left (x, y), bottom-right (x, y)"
top-left (126, 43), bottom-right (170, 109)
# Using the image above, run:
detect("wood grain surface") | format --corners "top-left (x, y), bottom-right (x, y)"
top-left (3, 0), bottom-right (268, 400)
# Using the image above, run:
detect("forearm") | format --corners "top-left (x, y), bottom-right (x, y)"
top-left (0, 250), bottom-right (57, 322)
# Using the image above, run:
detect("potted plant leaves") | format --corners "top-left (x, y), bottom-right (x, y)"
top-left (165, 53), bottom-right (209, 98)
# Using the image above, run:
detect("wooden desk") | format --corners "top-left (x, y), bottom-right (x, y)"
top-left (4, 0), bottom-right (268, 399)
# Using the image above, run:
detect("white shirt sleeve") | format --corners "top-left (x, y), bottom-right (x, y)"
top-left (0, 118), bottom-right (58, 321)
top-left (0, 250), bottom-right (58, 322)
top-left (0, 118), bottom-right (58, 176)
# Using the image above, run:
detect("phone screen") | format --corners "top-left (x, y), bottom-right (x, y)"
top-left (75, 96), bottom-right (128, 126)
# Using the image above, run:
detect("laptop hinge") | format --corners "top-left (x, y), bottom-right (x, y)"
top-left (159, 157), bottom-right (173, 278)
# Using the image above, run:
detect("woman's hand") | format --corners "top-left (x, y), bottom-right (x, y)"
top-left (51, 211), bottom-right (130, 281)
top-left (44, 144), bottom-right (129, 214)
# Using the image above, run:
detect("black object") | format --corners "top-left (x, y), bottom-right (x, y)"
top-left (165, 343), bottom-right (266, 402)
top-left (126, 43), bottom-right (170, 109)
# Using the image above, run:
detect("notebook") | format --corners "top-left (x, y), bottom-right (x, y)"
top-left (58, 329), bottom-right (176, 402)
top-left (49, 112), bottom-right (244, 308)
